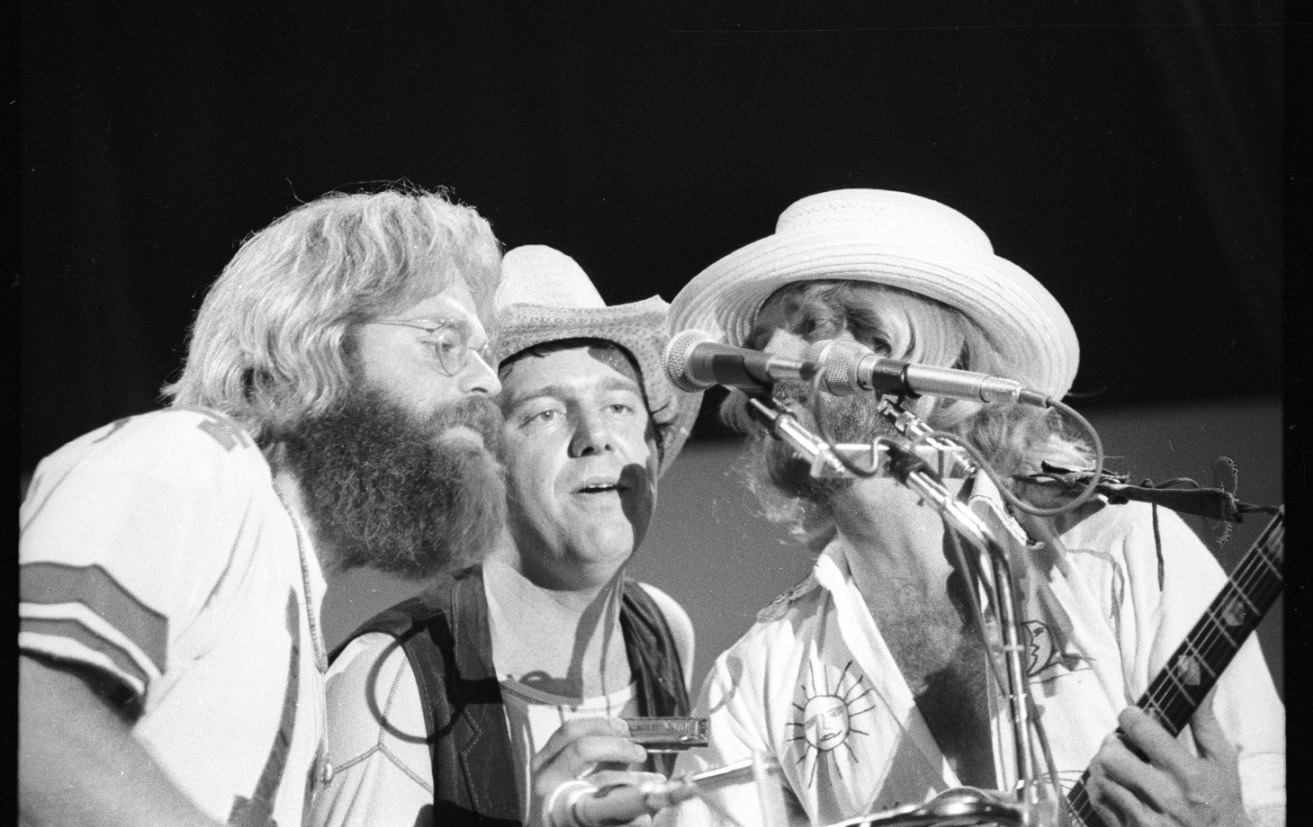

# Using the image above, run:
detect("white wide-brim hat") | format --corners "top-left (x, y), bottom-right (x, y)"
top-left (492, 245), bottom-right (702, 477)
top-left (668, 189), bottom-right (1080, 400)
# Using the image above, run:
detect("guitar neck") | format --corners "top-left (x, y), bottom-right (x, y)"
top-left (1064, 509), bottom-right (1284, 827)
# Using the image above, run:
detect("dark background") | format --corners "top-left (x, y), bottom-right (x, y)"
top-left (16, 0), bottom-right (1301, 778)
top-left (19, 1), bottom-right (1295, 472)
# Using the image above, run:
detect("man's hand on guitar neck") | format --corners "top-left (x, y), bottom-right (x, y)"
top-left (1086, 694), bottom-right (1250, 827)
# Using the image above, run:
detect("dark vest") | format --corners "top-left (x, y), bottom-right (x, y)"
top-left (336, 567), bottom-right (690, 827)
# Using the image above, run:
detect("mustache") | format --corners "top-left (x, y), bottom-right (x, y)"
top-left (774, 381), bottom-right (896, 444)
top-left (427, 394), bottom-right (504, 447)
top-left (769, 380), bottom-right (814, 408)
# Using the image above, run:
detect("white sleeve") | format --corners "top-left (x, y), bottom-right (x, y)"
top-left (1122, 505), bottom-right (1285, 819)
top-left (311, 632), bottom-right (436, 827)
top-left (661, 650), bottom-right (809, 827)
top-left (19, 411), bottom-right (260, 699)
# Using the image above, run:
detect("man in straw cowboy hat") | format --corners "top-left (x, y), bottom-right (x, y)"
top-left (662, 190), bottom-right (1283, 827)
top-left (312, 245), bottom-right (704, 827)
top-left (20, 187), bottom-right (508, 827)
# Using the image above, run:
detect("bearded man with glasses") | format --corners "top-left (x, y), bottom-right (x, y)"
top-left (20, 187), bottom-right (508, 827)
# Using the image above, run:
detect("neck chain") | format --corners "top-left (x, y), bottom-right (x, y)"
top-left (273, 484), bottom-right (329, 674)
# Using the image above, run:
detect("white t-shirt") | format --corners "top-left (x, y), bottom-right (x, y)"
top-left (20, 409), bottom-right (329, 827)
top-left (310, 578), bottom-right (690, 827)
top-left (500, 676), bottom-right (640, 821)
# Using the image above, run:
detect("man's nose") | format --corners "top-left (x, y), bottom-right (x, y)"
top-left (761, 329), bottom-right (806, 359)
top-left (457, 351), bottom-right (501, 396)
top-left (569, 409), bottom-right (615, 457)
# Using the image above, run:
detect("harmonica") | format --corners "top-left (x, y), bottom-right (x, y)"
top-left (621, 717), bottom-right (709, 752)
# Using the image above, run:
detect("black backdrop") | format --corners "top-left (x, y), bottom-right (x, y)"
top-left (13, 5), bottom-right (1307, 809)
top-left (19, 1), bottom-right (1297, 474)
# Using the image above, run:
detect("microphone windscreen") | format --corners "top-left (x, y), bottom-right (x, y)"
top-left (664, 329), bottom-right (716, 392)
top-left (804, 339), bottom-right (869, 396)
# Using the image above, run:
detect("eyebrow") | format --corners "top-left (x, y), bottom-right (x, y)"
top-left (597, 375), bottom-right (643, 395)
top-left (411, 317), bottom-right (494, 352)
top-left (505, 377), bottom-right (643, 409)
top-left (407, 317), bottom-right (472, 334)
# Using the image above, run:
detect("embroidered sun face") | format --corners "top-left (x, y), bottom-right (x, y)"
top-left (803, 695), bottom-right (850, 751)
top-left (786, 660), bottom-right (874, 786)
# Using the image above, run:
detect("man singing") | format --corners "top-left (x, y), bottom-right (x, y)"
top-left (665, 189), bottom-right (1284, 827)
top-left (311, 245), bottom-right (703, 827)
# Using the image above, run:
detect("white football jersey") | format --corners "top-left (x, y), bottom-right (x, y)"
top-left (20, 408), bottom-right (328, 827)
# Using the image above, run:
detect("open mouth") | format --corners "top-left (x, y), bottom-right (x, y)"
top-left (576, 480), bottom-right (626, 495)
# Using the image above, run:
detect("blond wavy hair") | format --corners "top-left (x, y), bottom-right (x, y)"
top-left (163, 188), bottom-right (501, 444)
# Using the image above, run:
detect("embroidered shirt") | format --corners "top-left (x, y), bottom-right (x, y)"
top-left (666, 487), bottom-right (1284, 827)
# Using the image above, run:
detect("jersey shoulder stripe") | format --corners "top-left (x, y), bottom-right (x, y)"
top-left (20, 615), bottom-right (151, 693)
top-left (21, 561), bottom-right (169, 675)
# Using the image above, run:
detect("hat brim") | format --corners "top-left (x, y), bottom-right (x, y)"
top-left (493, 297), bottom-right (703, 477)
top-left (669, 227), bottom-right (1079, 400)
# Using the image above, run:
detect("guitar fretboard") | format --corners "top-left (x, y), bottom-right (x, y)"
top-left (1063, 509), bottom-right (1284, 827)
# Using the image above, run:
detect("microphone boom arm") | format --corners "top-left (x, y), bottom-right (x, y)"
top-left (883, 443), bottom-right (1043, 815)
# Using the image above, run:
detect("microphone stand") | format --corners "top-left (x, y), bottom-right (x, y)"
top-left (743, 397), bottom-right (977, 481)
top-left (748, 396), bottom-right (1061, 826)
top-left (881, 441), bottom-right (1047, 823)
top-left (744, 396), bottom-right (849, 478)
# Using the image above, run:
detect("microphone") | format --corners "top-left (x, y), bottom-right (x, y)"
top-left (545, 759), bottom-right (755, 827)
top-left (804, 339), bottom-right (1051, 407)
top-left (664, 329), bottom-right (814, 392)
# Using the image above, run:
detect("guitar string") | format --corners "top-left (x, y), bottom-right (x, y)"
top-left (1068, 540), bottom-right (1281, 826)
top-left (1143, 520), bottom-right (1282, 716)
top-left (1068, 567), bottom-right (1282, 826)
top-left (1067, 518), bottom-right (1283, 826)
top-left (1069, 521), bottom-right (1284, 824)
top-left (1067, 534), bottom-right (1285, 826)
top-left (1138, 523), bottom-right (1283, 731)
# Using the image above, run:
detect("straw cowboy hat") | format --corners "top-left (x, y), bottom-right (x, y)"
top-left (492, 245), bottom-right (703, 476)
top-left (668, 189), bottom-right (1080, 400)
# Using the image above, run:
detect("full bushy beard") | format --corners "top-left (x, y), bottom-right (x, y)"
top-left (284, 388), bottom-right (508, 579)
